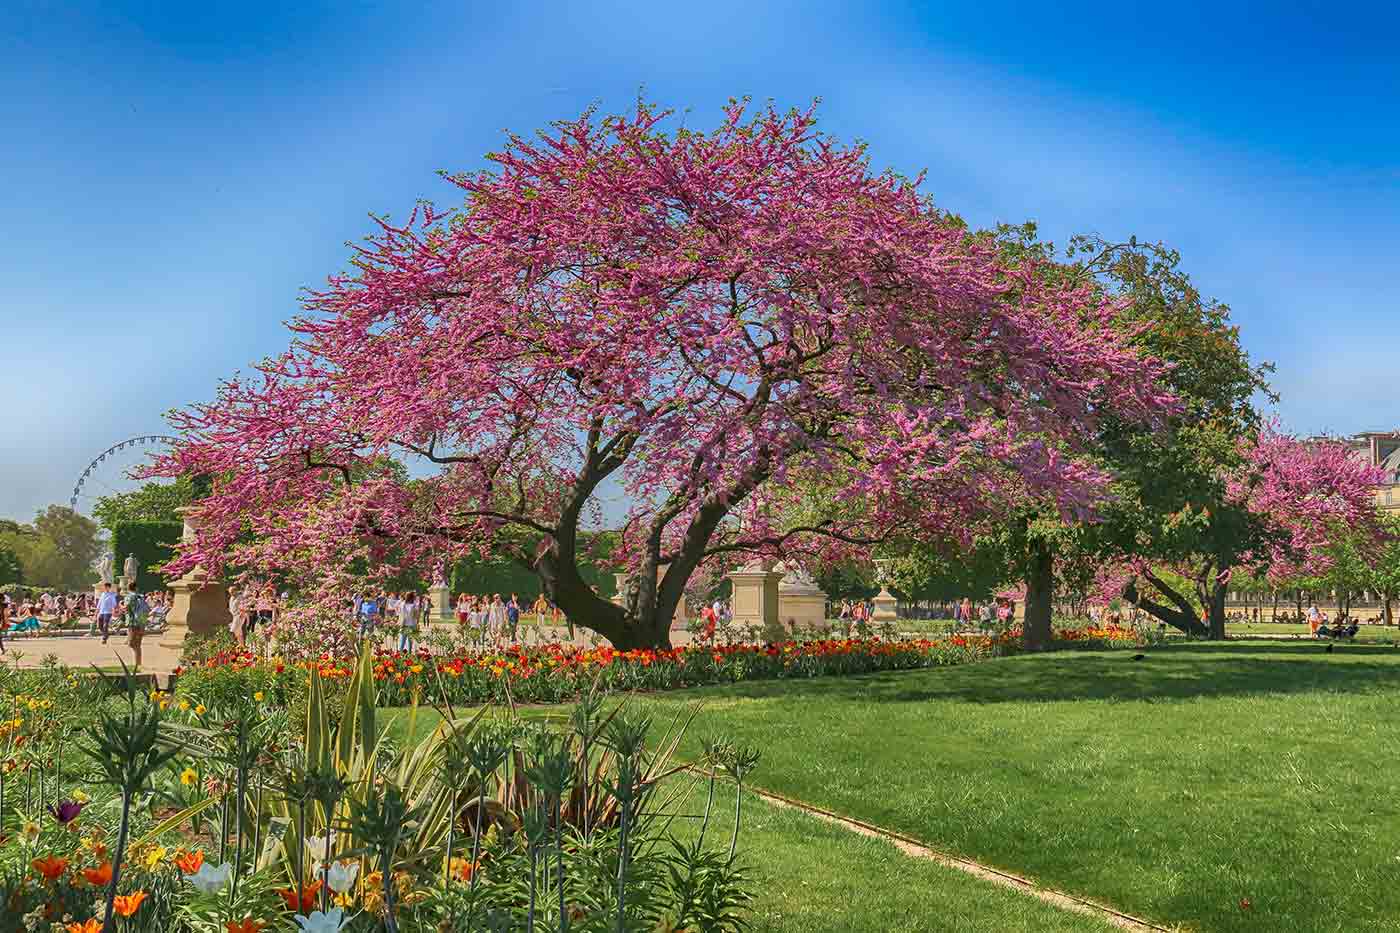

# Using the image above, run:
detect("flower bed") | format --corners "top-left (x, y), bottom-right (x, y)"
top-left (176, 635), bottom-right (1012, 709)
top-left (173, 628), bottom-right (1144, 711)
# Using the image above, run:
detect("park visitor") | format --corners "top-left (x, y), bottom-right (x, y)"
top-left (124, 583), bottom-right (147, 670)
top-left (356, 590), bottom-right (380, 640)
top-left (96, 582), bottom-right (117, 644)
top-left (456, 592), bottom-right (470, 626)
top-left (398, 591), bottom-right (419, 652)
top-left (488, 594), bottom-right (506, 640)
top-left (506, 594), bottom-right (520, 640)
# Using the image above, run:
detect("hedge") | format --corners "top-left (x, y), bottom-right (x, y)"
top-left (110, 520), bottom-right (184, 591)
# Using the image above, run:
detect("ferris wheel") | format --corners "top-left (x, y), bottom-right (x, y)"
top-left (70, 435), bottom-right (181, 512)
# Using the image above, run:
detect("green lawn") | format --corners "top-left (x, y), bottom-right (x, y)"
top-left (634, 641), bottom-right (1400, 933)
top-left (668, 782), bottom-right (1117, 933)
top-left (390, 641), bottom-right (1400, 931)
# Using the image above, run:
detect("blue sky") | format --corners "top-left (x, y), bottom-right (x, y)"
top-left (2, 1), bottom-right (1397, 521)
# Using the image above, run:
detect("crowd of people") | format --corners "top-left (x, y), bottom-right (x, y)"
top-left (0, 582), bottom-right (171, 666)
top-left (344, 590), bottom-right (565, 651)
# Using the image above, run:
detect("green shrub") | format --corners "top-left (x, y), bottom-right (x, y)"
top-left (110, 521), bottom-right (183, 591)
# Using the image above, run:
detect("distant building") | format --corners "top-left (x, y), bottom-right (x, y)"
top-left (1338, 432), bottom-right (1400, 513)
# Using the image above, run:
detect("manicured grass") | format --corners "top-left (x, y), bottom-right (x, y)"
top-left (635, 640), bottom-right (1400, 933)
top-left (668, 781), bottom-right (1117, 933)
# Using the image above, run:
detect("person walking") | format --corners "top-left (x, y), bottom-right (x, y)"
top-left (506, 594), bottom-right (521, 642)
top-left (456, 592), bottom-right (471, 627)
top-left (96, 582), bottom-right (117, 644)
top-left (487, 594), bottom-right (506, 644)
top-left (123, 583), bottom-right (148, 671)
top-left (398, 591), bottom-right (419, 652)
top-left (357, 590), bottom-right (380, 642)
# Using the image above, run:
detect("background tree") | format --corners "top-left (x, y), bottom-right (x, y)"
top-left (961, 224), bottom-right (1270, 647)
top-left (0, 506), bottom-right (102, 589)
top-left (93, 477), bottom-right (195, 530)
top-left (154, 101), bottom-right (1172, 649)
top-left (0, 541), bottom-right (22, 587)
top-left (1121, 432), bottom-right (1385, 637)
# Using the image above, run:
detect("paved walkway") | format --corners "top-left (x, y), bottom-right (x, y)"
top-left (0, 631), bottom-right (179, 674)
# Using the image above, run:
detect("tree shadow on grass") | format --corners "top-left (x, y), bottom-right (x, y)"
top-left (698, 642), bottom-right (1400, 707)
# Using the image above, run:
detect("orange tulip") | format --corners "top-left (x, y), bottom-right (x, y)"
top-left (277, 878), bottom-right (322, 913)
top-left (66, 920), bottom-right (102, 933)
top-left (225, 919), bottom-right (266, 933)
top-left (81, 862), bottom-right (112, 886)
top-left (113, 890), bottom-right (148, 917)
top-left (32, 854), bottom-right (68, 881)
top-left (174, 849), bottom-right (204, 874)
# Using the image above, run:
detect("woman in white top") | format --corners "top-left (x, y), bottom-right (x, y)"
top-left (487, 595), bottom-right (506, 643)
top-left (228, 590), bottom-right (243, 644)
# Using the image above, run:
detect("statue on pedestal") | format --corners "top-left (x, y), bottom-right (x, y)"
top-left (96, 552), bottom-right (115, 585)
top-left (871, 558), bottom-right (899, 622)
top-left (123, 553), bottom-right (139, 585)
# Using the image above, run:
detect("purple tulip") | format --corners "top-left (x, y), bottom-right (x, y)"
top-left (46, 799), bottom-right (84, 824)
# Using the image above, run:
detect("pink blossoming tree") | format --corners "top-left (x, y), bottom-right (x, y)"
top-left (1123, 428), bottom-right (1385, 637)
top-left (154, 101), bottom-right (1174, 649)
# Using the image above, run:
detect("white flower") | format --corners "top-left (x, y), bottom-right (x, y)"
top-left (185, 861), bottom-right (233, 894)
top-left (326, 859), bottom-right (359, 893)
top-left (294, 908), bottom-right (349, 932)
top-left (304, 831), bottom-right (335, 863)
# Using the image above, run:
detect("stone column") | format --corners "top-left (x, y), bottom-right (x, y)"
top-left (777, 564), bottom-right (828, 631)
top-left (728, 564), bottom-right (782, 632)
top-left (160, 506), bottom-right (232, 650)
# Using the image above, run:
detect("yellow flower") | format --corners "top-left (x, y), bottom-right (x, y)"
top-left (253, 691), bottom-right (265, 702)
top-left (72, 789), bottom-right (90, 804)
top-left (141, 844), bottom-right (167, 869)
top-left (178, 700), bottom-right (190, 711)
top-left (21, 820), bottom-right (40, 843)
top-left (180, 768), bottom-right (199, 787)
top-left (194, 704), bottom-right (206, 715)
top-left (26, 700), bottom-right (38, 712)
top-left (39, 699), bottom-right (51, 711)
top-left (158, 699), bottom-right (170, 710)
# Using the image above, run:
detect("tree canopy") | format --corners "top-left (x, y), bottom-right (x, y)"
top-left (0, 506), bottom-right (102, 590)
top-left (155, 101), bottom-right (1174, 648)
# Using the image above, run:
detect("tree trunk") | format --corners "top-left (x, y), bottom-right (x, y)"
top-left (1125, 570), bottom-right (1209, 637)
top-left (1385, 596), bottom-right (1393, 627)
top-left (1271, 590), bottom-right (1279, 622)
top-left (1207, 579), bottom-right (1226, 640)
top-left (1022, 537), bottom-right (1054, 651)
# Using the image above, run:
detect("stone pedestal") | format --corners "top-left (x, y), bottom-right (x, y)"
top-left (430, 583), bottom-right (451, 622)
top-left (159, 507), bottom-right (232, 650)
top-left (611, 573), bottom-right (630, 607)
top-left (728, 565), bottom-right (782, 631)
top-left (871, 588), bottom-right (898, 622)
top-left (777, 565), bottom-right (828, 631)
